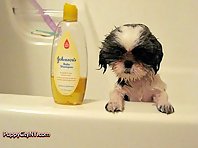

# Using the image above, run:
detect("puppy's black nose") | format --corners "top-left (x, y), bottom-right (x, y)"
top-left (124, 60), bottom-right (133, 68)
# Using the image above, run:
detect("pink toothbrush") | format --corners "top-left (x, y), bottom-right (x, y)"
top-left (30, 0), bottom-right (57, 32)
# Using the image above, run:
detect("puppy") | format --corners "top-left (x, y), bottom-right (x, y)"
top-left (99, 24), bottom-right (174, 114)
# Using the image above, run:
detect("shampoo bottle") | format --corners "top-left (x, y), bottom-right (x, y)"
top-left (51, 3), bottom-right (87, 105)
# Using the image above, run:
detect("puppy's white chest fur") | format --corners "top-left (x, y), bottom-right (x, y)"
top-left (122, 74), bottom-right (166, 102)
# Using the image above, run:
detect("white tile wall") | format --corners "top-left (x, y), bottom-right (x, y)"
top-left (0, 0), bottom-right (197, 99)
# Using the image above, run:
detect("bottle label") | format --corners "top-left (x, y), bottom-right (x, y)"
top-left (54, 32), bottom-right (80, 95)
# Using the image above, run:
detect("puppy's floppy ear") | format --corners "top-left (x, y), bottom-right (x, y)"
top-left (99, 48), bottom-right (108, 73)
top-left (150, 35), bottom-right (163, 74)
top-left (98, 27), bottom-right (123, 73)
top-left (98, 30), bottom-right (117, 74)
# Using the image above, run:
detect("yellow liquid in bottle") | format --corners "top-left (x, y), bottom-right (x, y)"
top-left (51, 76), bottom-right (87, 105)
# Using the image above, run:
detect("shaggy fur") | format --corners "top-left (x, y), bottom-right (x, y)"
top-left (99, 24), bottom-right (174, 114)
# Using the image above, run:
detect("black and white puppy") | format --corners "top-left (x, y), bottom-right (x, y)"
top-left (99, 24), bottom-right (174, 114)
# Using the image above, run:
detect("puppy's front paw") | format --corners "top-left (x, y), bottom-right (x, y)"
top-left (105, 100), bottom-right (124, 113)
top-left (157, 102), bottom-right (175, 114)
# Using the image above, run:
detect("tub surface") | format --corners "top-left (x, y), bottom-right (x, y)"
top-left (0, 93), bottom-right (198, 148)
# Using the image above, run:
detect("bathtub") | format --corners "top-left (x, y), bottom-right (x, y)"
top-left (0, 0), bottom-right (198, 148)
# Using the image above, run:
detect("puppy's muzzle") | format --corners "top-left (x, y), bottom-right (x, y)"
top-left (124, 60), bottom-right (133, 68)
top-left (124, 60), bottom-right (133, 74)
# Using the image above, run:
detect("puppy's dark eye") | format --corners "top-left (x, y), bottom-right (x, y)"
top-left (114, 50), bottom-right (123, 55)
top-left (132, 47), bottom-right (155, 65)
top-left (114, 47), bottom-right (127, 55)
